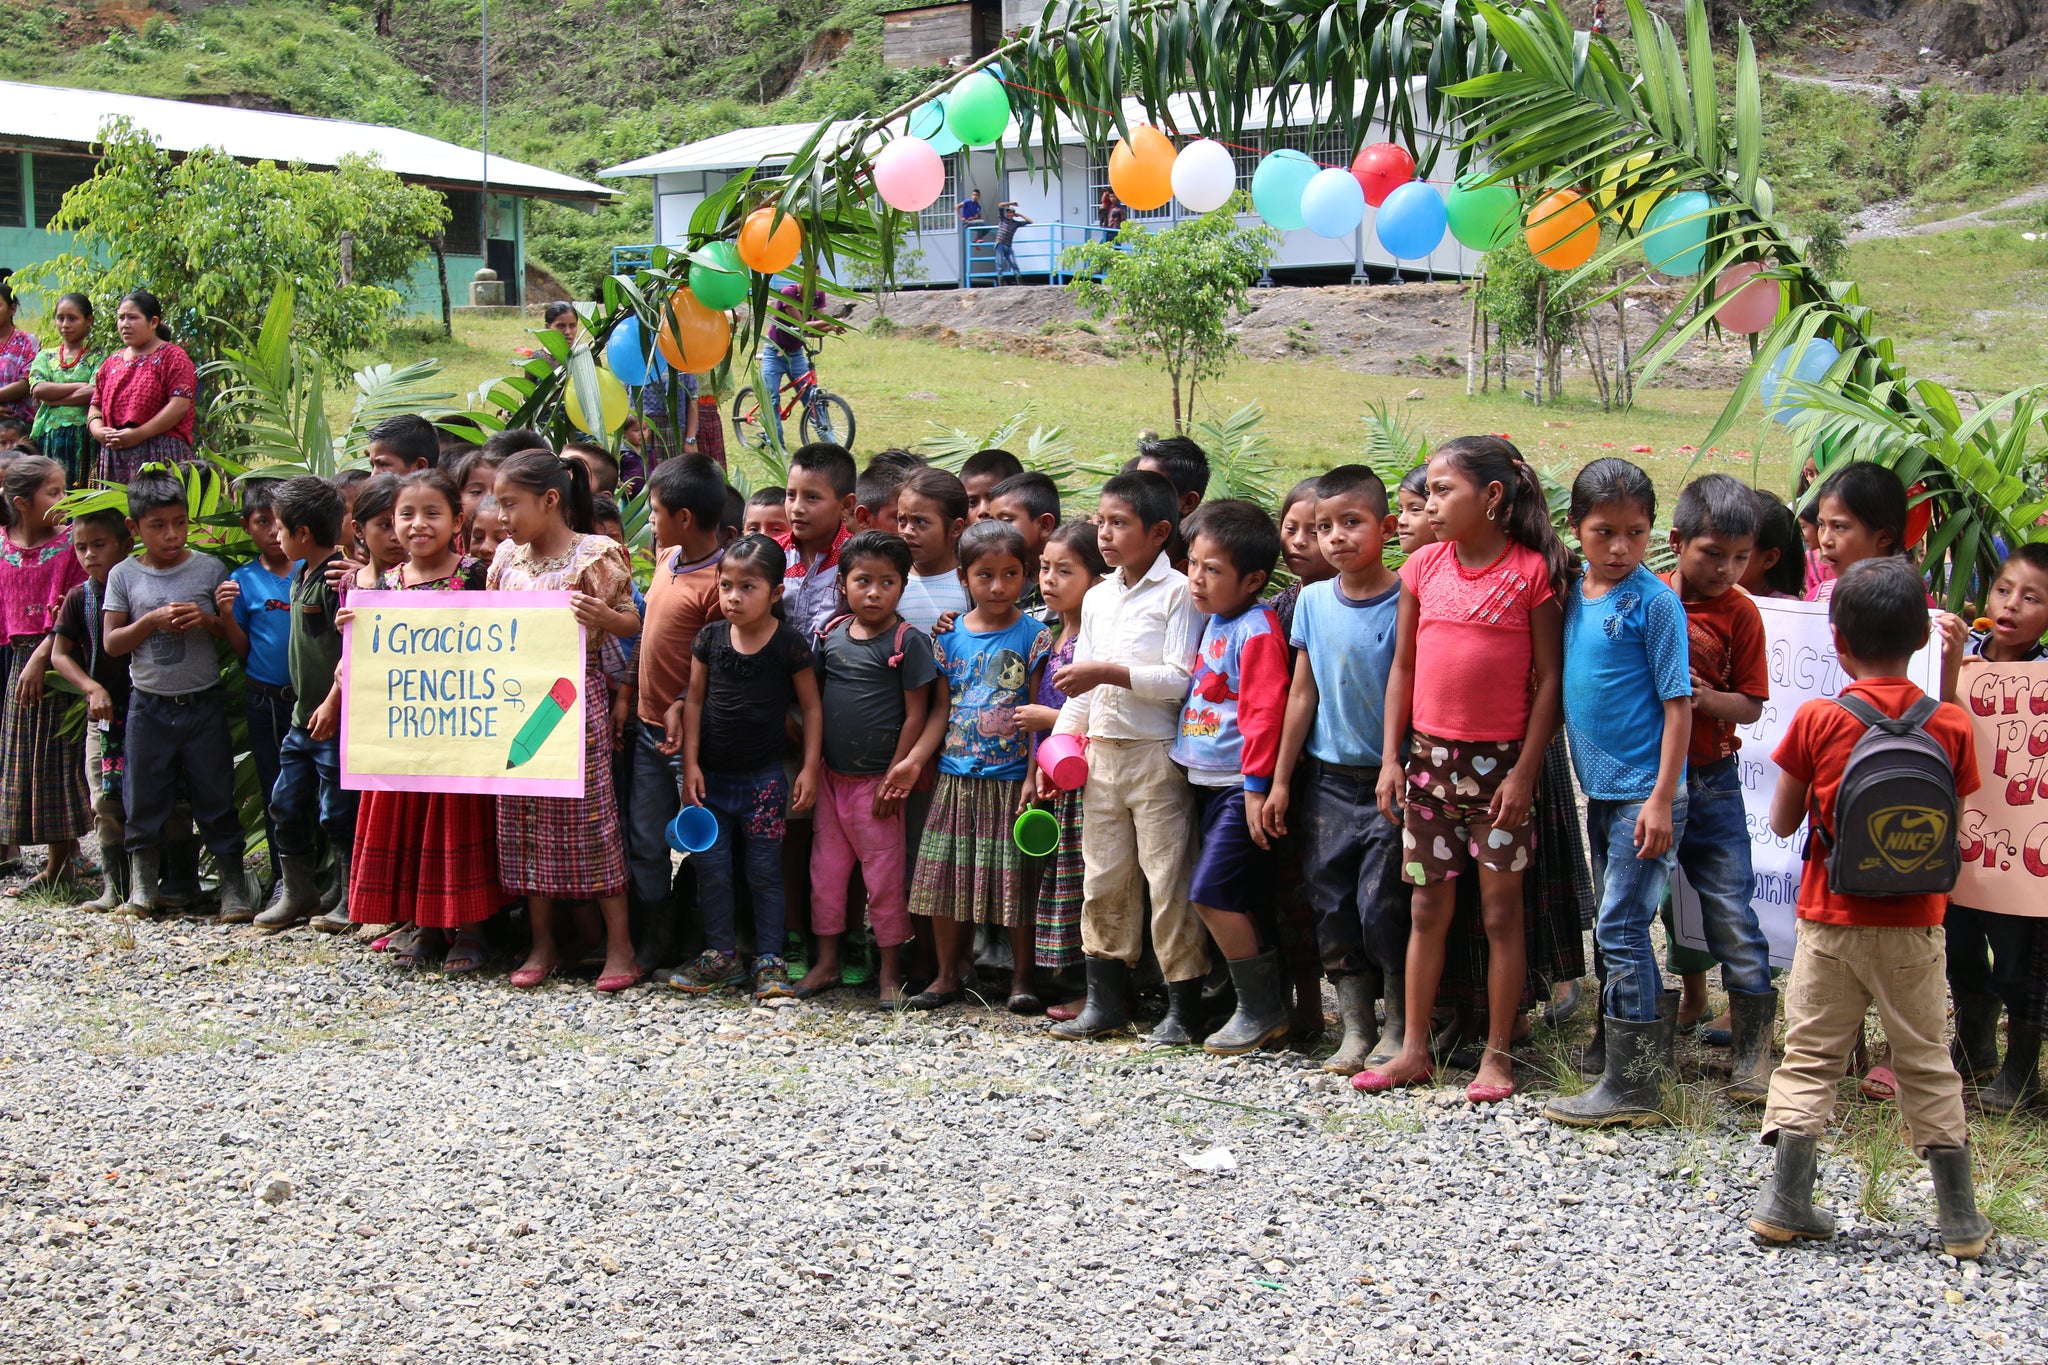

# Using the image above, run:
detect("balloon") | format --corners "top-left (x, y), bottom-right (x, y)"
top-left (686, 240), bottom-right (749, 312)
top-left (1904, 481), bottom-right (1931, 549)
top-left (908, 99), bottom-right (961, 156)
top-left (1250, 149), bottom-right (1318, 230)
top-left (1108, 125), bottom-right (1176, 211)
top-left (1640, 190), bottom-right (1712, 276)
top-left (1713, 261), bottom-right (1780, 335)
top-left (737, 206), bottom-right (802, 274)
top-left (945, 71), bottom-right (1010, 147)
top-left (1445, 173), bottom-right (1518, 251)
top-left (1170, 138), bottom-right (1237, 214)
top-left (1300, 166), bottom-right (1365, 239)
top-left (1350, 142), bottom-right (1414, 208)
top-left (873, 136), bottom-right (947, 213)
top-left (566, 367), bottom-right (631, 434)
top-left (1525, 188), bottom-right (1598, 270)
top-left (656, 291), bottom-right (732, 374)
top-left (1374, 181), bottom-right (1447, 259)
top-left (1759, 337), bottom-right (1841, 425)
top-left (1595, 152), bottom-right (1662, 231)
top-left (605, 314), bottom-right (650, 386)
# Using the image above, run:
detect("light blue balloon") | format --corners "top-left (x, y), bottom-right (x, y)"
top-left (1374, 180), bottom-right (1447, 259)
top-left (1299, 166), bottom-right (1365, 239)
top-left (1759, 337), bottom-right (1841, 424)
top-left (1250, 149), bottom-right (1318, 232)
top-left (606, 314), bottom-right (651, 386)
top-left (1641, 190), bottom-right (1712, 276)
top-left (909, 100), bottom-right (962, 157)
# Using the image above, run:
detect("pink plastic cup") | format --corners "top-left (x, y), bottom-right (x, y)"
top-left (1036, 733), bottom-right (1088, 791)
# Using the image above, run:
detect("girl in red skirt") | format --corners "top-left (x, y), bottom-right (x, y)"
top-left (340, 471), bottom-right (504, 972)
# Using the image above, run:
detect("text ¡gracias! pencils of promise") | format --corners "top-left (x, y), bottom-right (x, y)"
top-left (506, 677), bottom-right (578, 769)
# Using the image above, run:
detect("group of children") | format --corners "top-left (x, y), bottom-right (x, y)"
top-left (0, 408), bottom-right (2039, 1262)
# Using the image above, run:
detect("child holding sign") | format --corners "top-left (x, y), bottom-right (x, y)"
top-left (487, 451), bottom-right (643, 993)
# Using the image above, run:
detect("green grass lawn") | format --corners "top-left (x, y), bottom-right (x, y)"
top-left (1844, 224), bottom-right (2048, 395)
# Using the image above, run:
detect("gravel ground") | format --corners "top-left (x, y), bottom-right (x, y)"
top-left (3, 901), bottom-right (2043, 1365)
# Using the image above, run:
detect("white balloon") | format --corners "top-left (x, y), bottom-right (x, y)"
top-left (1170, 138), bottom-right (1238, 214)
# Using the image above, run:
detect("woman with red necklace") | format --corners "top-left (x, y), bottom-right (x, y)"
top-left (86, 289), bottom-right (200, 484)
top-left (0, 281), bottom-right (38, 430)
top-left (27, 293), bottom-right (102, 486)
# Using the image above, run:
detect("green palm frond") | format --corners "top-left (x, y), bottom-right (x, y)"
top-left (1190, 402), bottom-right (1281, 509)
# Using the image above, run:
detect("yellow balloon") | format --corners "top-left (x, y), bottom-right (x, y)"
top-left (565, 367), bottom-right (632, 434)
top-left (1595, 153), bottom-right (1663, 231)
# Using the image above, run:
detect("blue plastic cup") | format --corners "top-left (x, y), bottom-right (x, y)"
top-left (666, 804), bottom-right (719, 854)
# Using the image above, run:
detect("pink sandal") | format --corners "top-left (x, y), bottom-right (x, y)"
top-left (594, 967), bottom-right (645, 994)
top-left (1353, 1066), bottom-right (1432, 1093)
top-left (509, 962), bottom-right (558, 989)
top-left (1859, 1065), bottom-right (1898, 1102)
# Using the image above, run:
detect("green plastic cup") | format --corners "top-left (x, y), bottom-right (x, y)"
top-left (1013, 806), bottom-right (1060, 858)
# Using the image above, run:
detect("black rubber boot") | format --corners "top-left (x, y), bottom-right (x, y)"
top-left (1544, 1013), bottom-right (1669, 1127)
top-left (1980, 1022), bottom-right (2041, 1115)
top-left (1322, 969), bottom-right (1381, 1075)
top-left (80, 858), bottom-right (127, 915)
top-left (117, 849), bottom-right (161, 920)
top-left (1049, 957), bottom-right (1130, 1040)
top-left (217, 866), bottom-right (258, 923)
top-left (1144, 977), bottom-right (1205, 1047)
top-left (1205, 950), bottom-right (1291, 1056)
top-left (1924, 1144), bottom-right (1993, 1259)
top-left (1951, 993), bottom-right (2003, 1083)
top-left (1580, 1011), bottom-right (1607, 1076)
top-left (1748, 1132), bottom-right (1836, 1244)
top-left (1363, 968), bottom-right (1405, 1069)
top-left (310, 865), bottom-right (353, 933)
top-left (1726, 988), bottom-right (1779, 1105)
top-left (255, 853), bottom-right (322, 932)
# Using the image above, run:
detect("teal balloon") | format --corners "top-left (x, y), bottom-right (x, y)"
top-left (687, 241), bottom-right (750, 312)
top-left (1374, 181), bottom-right (1447, 259)
top-left (1759, 337), bottom-right (1841, 425)
top-left (1445, 173), bottom-right (1518, 251)
top-left (1300, 166), bottom-right (1365, 239)
top-left (1250, 149), bottom-right (1318, 231)
top-left (945, 72), bottom-right (1010, 147)
top-left (909, 100), bottom-right (961, 157)
top-left (605, 314), bottom-right (650, 386)
top-left (1641, 190), bottom-right (1712, 276)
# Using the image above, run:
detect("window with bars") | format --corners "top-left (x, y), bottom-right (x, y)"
top-left (1086, 146), bottom-right (1173, 222)
top-left (916, 156), bottom-right (959, 234)
top-left (1088, 128), bottom-right (1354, 220)
top-left (32, 154), bottom-right (98, 228)
top-left (0, 154), bottom-right (21, 229)
top-left (441, 190), bottom-right (483, 256)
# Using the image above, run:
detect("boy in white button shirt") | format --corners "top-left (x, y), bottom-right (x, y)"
top-left (1044, 470), bottom-right (1203, 1044)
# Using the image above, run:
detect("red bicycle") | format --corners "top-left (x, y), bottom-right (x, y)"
top-left (730, 356), bottom-right (856, 451)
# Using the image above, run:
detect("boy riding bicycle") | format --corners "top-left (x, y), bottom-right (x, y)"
top-left (760, 282), bottom-right (844, 447)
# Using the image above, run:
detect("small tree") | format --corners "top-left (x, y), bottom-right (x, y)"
top-left (38, 118), bottom-right (448, 373)
top-left (1063, 200), bottom-right (1277, 432)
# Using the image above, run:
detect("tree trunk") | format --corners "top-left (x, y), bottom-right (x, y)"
top-left (1614, 286), bottom-right (1633, 406)
top-left (338, 230), bottom-right (355, 289)
top-left (1533, 275), bottom-right (1547, 404)
top-left (434, 234), bottom-right (452, 340)
top-left (1466, 281), bottom-right (1479, 397)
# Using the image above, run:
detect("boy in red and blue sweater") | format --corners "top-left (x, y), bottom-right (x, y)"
top-left (1170, 500), bottom-right (1291, 1056)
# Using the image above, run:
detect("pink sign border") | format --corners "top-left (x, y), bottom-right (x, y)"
top-left (339, 590), bottom-right (587, 797)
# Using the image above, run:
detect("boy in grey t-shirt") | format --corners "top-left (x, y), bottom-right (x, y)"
top-left (101, 470), bottom-right (254, 918)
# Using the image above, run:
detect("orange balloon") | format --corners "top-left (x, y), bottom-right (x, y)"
top-left (737, 206), bottom-right (802, 274)
top-left (656, 291), bottom-right (731, 373)
top-left (1525, 188), bottom-right (1598, 270)
top-left (1108, 125), bottom-right (1176, 212)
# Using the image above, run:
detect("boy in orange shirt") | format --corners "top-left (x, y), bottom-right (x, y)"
top-left (1750, 557), bottom-right (1990, 1259)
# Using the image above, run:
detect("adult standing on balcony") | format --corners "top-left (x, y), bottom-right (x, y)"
top-left (994, 202), bottom-right (1032, 285)
top-left (0, 281), bottom-right (38, 428)
top-left (87, 290), bottom-right (199, 483)
top-left (1098, 190), bottom-right (1127, 235)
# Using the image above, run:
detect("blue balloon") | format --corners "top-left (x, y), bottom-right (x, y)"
top-left (1299, 166), bottom-right (1365, 239)
top-left (1374, 180), bottom-right (1447, 259)
top-left (908, 100), bottom-right (961, 156)
top-left (1250, 149), bottom-right (1319, 232)
top-left (1759, 337), bottom-right (1841, 425)
top-left (606, 314), bottom-right (651, 386)
top-left (1641, 190), bottom-right (1712, 276)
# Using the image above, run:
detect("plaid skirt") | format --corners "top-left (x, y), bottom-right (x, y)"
top-left (98, 434), bottom-right (198, 485)
top-left (694, 401), bottom-right (727, 468)
top-left (1032, 788), bottom-right (1084, 968)
top-left (39, 425), bottom-right (91, 487)
top-left (910, 772), bottom-right (1027, 927)
top-left (351, 789), bottom-right (505, 928)
top-left (1437, 734), bottom-right (1592, 1009)
top-left (0, 639), bottom-right (91, 845)
top-left (493, 664), bottom-right (628, 898)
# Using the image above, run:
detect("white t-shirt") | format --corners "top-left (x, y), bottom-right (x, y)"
top-left (898, 569), bottom-right (970, 636)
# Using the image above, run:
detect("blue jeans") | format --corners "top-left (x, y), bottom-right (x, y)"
top-left (696, 765), bottom-right (788, 957)
top-left (269, 725), bottom-right (356, 860)
top-left (758, 344), bottom-right (819, 449)
top-left (1299, 758), bottom-right (1408, 978)
top-left (1675, 757), bottom-right (1774, 997)
top-left (994, 241), bottom-right (1020, 282)
top-left (244, 680), bottom-right (293, 877)
top-left (1589, 791), bottom-right (1689, 1023)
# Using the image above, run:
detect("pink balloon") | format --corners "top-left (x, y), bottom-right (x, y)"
top-left (1715, 262), bottom-right (1781, 335)
top-left (873, 136), bottom-right (946, 213)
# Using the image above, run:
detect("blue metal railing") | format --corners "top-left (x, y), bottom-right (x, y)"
top-left (961, 220), bottom-right (1116, 287)
top-left (612, 243), bottom-right (657, 275)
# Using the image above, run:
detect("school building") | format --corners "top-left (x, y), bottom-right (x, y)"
top-left (0, 80), bottom-right (613, 312)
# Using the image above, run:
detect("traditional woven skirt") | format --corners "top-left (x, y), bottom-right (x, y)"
top-left (1032, 787), bottom-right (1084, 969)
top-left (909, 772), bottom-right (1027, 927)
top-left (39, 425), bottom-right (91, 487)
top-left (99, 433), bottom-right (198, 485)
top-left (493, 664), bottom-right (628, 898)
top-left (351, 789), bottom-right (505, 929)
top-left (0, 637), bottom-right (90, 845)
top-left (694, 401), bottom-right (727, 468)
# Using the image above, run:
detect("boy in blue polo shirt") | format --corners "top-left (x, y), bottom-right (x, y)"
top-left (218, 480), bottom-right (295, 915)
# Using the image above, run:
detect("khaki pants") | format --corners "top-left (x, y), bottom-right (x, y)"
top-left (1078, 738), bottom-right (1204, 982)
top-left (1763, 921), bottom-right (1967, 1152)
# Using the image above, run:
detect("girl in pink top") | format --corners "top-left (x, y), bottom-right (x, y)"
top-left (1362, 436), bottom-right (1568, 1104)
top-left (0, 456), bottom-right (89, 889)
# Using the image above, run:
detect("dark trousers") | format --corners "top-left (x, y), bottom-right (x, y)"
top-left (244, 680), bottom-right (294, 877)
top-left (1946, 904), bottom-right (2041, 1020)
top-left (1300, 757), bottom-right (1408, 978)
top-left (625, 718), bottom-right (700, 961)
top-left (269, 724), bottom-right (356, 860)
top-left (123, 690), bottom-right (243, 859)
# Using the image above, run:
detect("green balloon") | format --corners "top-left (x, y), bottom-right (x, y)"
top-left (1445, 174), bottom-right (1519, 252)
top-left (688, 241), bottom-right (749, 312)
top-left (944, 71), bottom-right (1010, 147)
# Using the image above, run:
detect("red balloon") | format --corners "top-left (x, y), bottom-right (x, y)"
top-left (1904, 481), bottom-right (1931, 549)
top-left (1351, 142), bottom-right (1416, 208)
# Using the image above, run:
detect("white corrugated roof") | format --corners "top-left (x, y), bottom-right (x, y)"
top-left (0, 80), bottom-right (611, 199)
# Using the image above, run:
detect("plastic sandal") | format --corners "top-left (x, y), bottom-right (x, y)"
top-left (594, 968), bottom-right (644, 993)
top-left (1352, 1066), bottom-right (1432, 1093)
top-left (1859, 1065), bottom-right (1898, 1102)
top-left (441, 932), bottom-right (488, 975)
top-left (1467, 1080), bottom-right (1516, 1104)
top-left (509, 962), bottom-right (558, 989)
